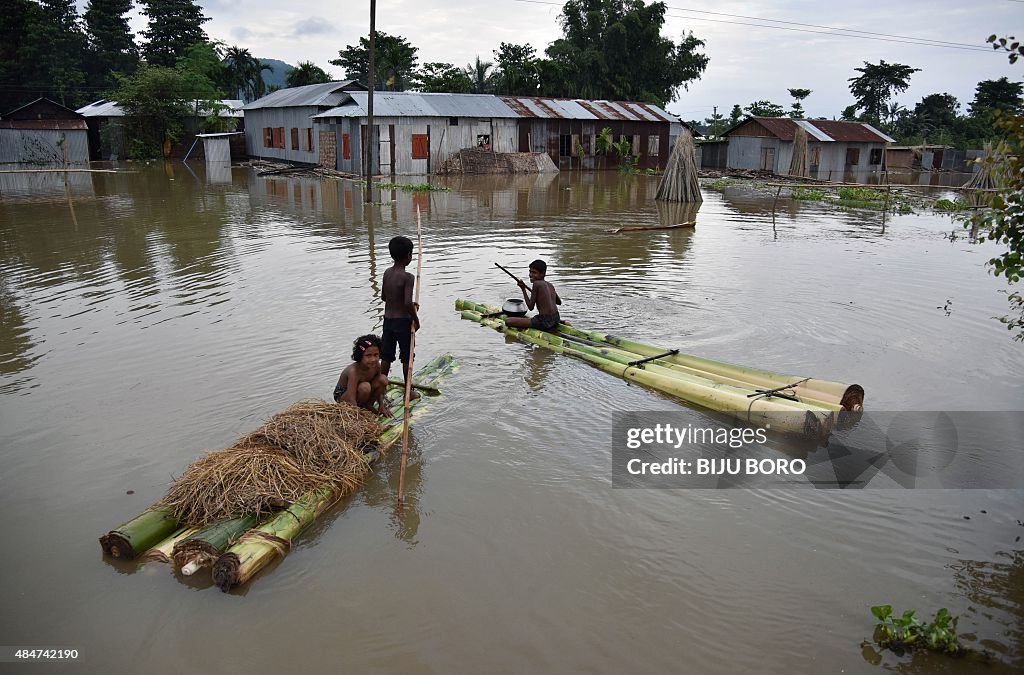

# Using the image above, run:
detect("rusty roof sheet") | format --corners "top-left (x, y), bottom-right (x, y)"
top-left (0, 119), bottom-right (87, 130)
top-left (724, 116), bottom-right (894, 143)
top-left (811, 120), bottom-right (893, 143)
top-left (244, 81), bottom-right (364, 110)
top-left (498, 96), bottom-right (674, 122)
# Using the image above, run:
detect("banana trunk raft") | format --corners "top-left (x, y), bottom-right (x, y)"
top-left (455, 300), bottom-right (862, 439)
top-left (100, 353), bottom-right (456, 591)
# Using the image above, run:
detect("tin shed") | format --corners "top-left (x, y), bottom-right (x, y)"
top-left (0, 98), bottom-right (89, 165)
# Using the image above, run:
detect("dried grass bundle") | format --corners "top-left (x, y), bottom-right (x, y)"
top-left (158, 401), bottom-right (382, 527)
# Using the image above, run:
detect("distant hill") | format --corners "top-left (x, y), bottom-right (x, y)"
top-left (259, 59), bottom-right (293, 90)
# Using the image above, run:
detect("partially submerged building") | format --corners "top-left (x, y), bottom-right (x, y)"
top-left (722, 117), bottom-right (895, 179)
top-left (0, 98), bottom-right (89, 165)
top-left (242, 80), bottom-right (366, 164)
top-left (76, 99), bottom-right (245, 160)
top-left (292, 90), bottom-right (679, 174)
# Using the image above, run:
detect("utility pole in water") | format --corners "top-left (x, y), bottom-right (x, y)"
top-left (364, 0), bottom-right (376, 203)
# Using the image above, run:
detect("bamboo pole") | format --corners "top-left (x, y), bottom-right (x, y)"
top-left (605, 221), bottom-right (695, 234)
top-left (397, 206), bottom-right (424, 506)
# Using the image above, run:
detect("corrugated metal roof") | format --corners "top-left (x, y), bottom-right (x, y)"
top-left (76, 100), bottom-right (124, 117)
top-left (723, 116), bottom-right (894, 143)
top-left (856, 122), bottom-right (896, 144)
top-left (794, 119), bottom-right (833, 142)
top-left (312, 91), bottom-right (677, 123)
top-left (0, 119), bottom-right (87, 130)
top-left (498, 96), bottom-right (675, 122)
top-left (315, 91), bottom-right (520, 119)
top-left (76, 99), bottom-right (244, 118)
top-left (243, 81), bottom-right (363, 110)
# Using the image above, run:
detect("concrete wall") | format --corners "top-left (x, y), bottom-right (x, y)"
top-left (0, 129), bottom-right (89, 164)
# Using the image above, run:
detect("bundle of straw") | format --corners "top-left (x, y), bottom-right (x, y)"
top-left (789, 126), bottom-right (809, 178)
top-left (157, 401), bottom-right (381, 527)
top-left (656, 130), bottom-right (703, 203)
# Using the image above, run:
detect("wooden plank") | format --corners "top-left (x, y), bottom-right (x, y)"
top-left (605, 221), bottom-right (695, 234)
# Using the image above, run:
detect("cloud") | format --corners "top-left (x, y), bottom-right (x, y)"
top-left (294, 17), bottom-right (335, 37)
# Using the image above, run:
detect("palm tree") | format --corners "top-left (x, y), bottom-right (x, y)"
top-left (465, 56), bottom-right (493, 94)
top-left (223, 46), bottom-right (271, 101)
top-left (286, 61), bottom-right (331, 88)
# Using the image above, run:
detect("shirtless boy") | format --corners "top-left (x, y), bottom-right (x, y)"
top-left (381, 236), bottom-right (421, 395)
top-left (505, 259), bottom-right (562, 331)
top-left (334, 334), bottom-right (391, 415)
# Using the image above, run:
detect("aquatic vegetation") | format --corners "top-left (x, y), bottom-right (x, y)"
top-left (836, 186), bottom-right (886, 203)
top-left (934, 198), bottom-right (969, 211)
top-left (376, 181), bottom-right (450, 192)
top-left (791, 187), bottom-right (826, 200)
top-left (871, 605), bottom-right (962, 655)
top-left (703, 178), bottom-right (732, 192)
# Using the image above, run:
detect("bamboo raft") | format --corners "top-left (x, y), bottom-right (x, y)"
top-left (456, 300), bottom-right (863, 439)
top-left (100, 353), bottom-right (456, 590)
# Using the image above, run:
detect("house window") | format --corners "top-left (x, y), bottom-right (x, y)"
top-left (263, 127), bottom-right (273, 148)
top-left (449, 117), bottom-right (459, 126)
top-left (476, 134), bottom-right (490, 150)
top-left (411, 133), bottom-right (428, 160)
top-left (648, 135), bottom-right (661, 157)
top-left (869, 148), bottom-right (883, 165)
top-left (342, 133), bottom-right (350, 160)
top-left (291, 128), bottom-right (299, 151)
top-left (305, 128), bottom-right (313, 152)
top-left (559, 134), bottom-right (572, 157)
top-left (272, 127), bottom-right (285, 149)
top-left (845, 148), bottom-right (860, 166)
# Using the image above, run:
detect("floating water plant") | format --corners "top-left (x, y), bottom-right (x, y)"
top-left (871, 605), bottom-right (962, 655)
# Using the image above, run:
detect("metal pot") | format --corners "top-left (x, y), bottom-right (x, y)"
top-left (502, 298), bottom-right (528, 317)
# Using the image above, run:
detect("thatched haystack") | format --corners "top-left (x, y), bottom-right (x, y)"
top-left (789, 126), bottom-right (809, 178)
top-left (157, 401), bottom-right (382, 527)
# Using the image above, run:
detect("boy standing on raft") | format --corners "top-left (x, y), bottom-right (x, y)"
top-left (505, 259), bottom-right (562, 331)
top-left (381, 236), bottom-right (421, 397)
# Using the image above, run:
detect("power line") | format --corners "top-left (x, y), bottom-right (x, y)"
top-left (510, 0), bottom-right (996, 52)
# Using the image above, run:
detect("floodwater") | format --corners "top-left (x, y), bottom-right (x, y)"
top-left (1, 163), bottom-right (1022, 673)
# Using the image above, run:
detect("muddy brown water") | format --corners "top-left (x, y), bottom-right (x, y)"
top-left (1, 165), bottom-right (1022, 673)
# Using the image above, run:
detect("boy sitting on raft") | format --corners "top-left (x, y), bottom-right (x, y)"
top-left (334, 334), bottom-right (392, 416)
top-left (505, 259), bottom-right (562, 331)
top-left (381, 236), bottom-right (421, 398)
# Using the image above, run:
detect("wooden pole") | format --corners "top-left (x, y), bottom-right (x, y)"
top-left (364, 0), bottom-right (376, 203)
top-left (397, 206), bottom-right (423, 506)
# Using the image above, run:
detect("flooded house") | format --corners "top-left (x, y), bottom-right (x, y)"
top-left (302, 90), bottom-right (678, 175)
top-left (242, 80), bottom-right (366, 164)
top-left (0, 98), bottom-right (89, 165)
top-left (721, 117), bottom-right (895, 179)
top-left (76, 98), bottom-right (245, 160)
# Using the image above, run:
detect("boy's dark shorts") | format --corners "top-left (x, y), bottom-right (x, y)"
top-left (531, 313), bottom-right (560, 331)
top-left (382, 317), bottom-right (413, 364)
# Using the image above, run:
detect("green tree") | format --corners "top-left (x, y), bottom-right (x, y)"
top-left (418, 62), bottom-right (472, 93)
top-left (911, 93), bottom-right (959, 135)
top-left (728, 104), bottom-right (744, 125)
top-left (847, 60), bottom-right (920, 126)
top-left (286, 61), bottom-right (331, 88)
top-left (29, 1), bottom-right (89, 107)
top-left (0, 0), bottom-right (44, 113)
top-left (176, 41), bottom-right (227, 101)
top-left (967, 35), bottom-right (1024, 339)
top-left (139, 0), bottom-right (210, 67)
top-left (83, 0), bottom-right (138, 89)
top-left (111, 64), bottom-right (193, 157)
top-left (542, 0), bottom-right (708, 106)
top-left (222, 46), bottom-right (270, 101)
top-left (970, 77), bottom-right (1023, 116)
top-left (331, 32), bottom-right (419, 91)
top-left (744, 100), bottom-right (786, 117)
top-left (464, 55), bottom-right (494, 94)
top-left (704, 108), bottom-right (727, 136)
top-left (788, 88), bottom-right (811, 118)
top-left (492, 42), bottom-right (540, 95)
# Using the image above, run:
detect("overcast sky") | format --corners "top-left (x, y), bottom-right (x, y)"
top-left (119, 0), bottom-right (1022, 121)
